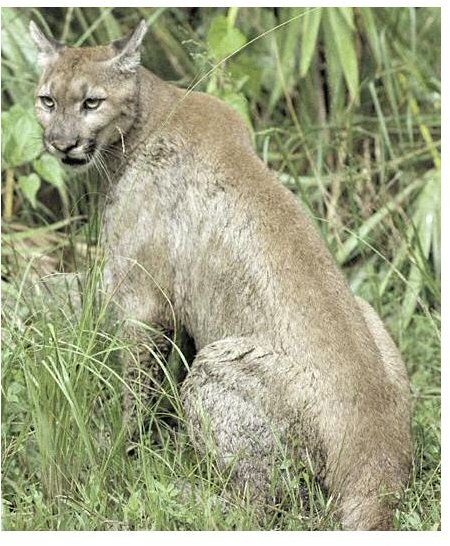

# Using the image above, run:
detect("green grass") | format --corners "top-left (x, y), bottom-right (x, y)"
top-left (1, 6), bottom-right (440, 531)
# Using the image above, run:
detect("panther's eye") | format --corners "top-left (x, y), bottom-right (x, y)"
top-left (83, 98), bottom-right (103, 110)
top-left (39, 95), bottom-right (55, 109)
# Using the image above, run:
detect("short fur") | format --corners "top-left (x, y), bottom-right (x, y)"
top-left (31, 20), bottom-right (412, 530)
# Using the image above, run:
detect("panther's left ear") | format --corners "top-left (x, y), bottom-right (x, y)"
top-left (109, 20), bottom-right (148, 73)
top-left (29, 21), bottom-right (64, 66)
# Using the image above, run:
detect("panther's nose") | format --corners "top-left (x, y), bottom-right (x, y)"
top-left (51, 138), bottom-right (79, 154)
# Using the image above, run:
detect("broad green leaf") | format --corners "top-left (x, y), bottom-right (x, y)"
top-left (359, 8), bottom-right (382, 66)
top-left (368, 81), bottom-right (395, 159)
top-left (229, 55), bottom-right (263, 97)
top-left (1, 9), bottom-right (39, 108)
top-left (401, 171), bottom-right (440, 326)
top-left (326, 8), bottom-right (359, 103)
top-left (1, 7), bottom-right (39, 75)
top-left (378, 170), bottom-right (440, 300)
top-left (18, 173), bottom-right (41, 209)
top-left (322, 15), bottom-right (345, 115)
top-left (33, 153), bottom-right (66, 189)
top-left (379, 32), bottom-right (403, 143)
top-left (1, 105), bottom-right (43, 168)
top-left (207, 15), bottom-right (247, 60)
top-left (268, 7), bottom-right (303, 111)
top-left (431, 186), bottom-right (441, 277)
top-left (221, 91), bottom-right (253, 132)
top-left (1, 109), bottom-right (13, 167)
top-left (338, 7), bottom-right (356, 30)
top-left (300, 8), bottom-right (322, 77)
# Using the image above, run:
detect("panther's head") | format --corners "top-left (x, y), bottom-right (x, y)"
top-left (30, 20), bottom-right (148, 169)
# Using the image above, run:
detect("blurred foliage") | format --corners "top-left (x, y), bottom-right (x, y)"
top-left (1, 6), bottom-right (441, 325)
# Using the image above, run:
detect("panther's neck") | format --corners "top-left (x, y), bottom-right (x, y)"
top-left (104, 68), bottom-right (181, 177)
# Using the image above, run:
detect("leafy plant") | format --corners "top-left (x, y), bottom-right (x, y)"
top-left (1, 103), bottom-right (68, 220)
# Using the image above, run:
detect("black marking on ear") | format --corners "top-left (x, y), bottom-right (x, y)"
top-left (111, 34), bottom-right (131, 54)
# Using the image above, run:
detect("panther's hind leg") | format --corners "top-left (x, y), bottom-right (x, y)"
top-left (181, 336), bottom-right (290, 506)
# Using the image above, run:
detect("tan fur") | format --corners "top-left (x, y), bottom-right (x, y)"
top-left (31, 21), bottom-right (412, 530)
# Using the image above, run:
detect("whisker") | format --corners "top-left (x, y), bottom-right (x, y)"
top-left (95, 151), bottom-right (114, 189)
top-left (97, 143), bottom-right (131, 175)
top-left (90, 154), bottom-right (105, 184)
top-left (98, 147), bottom-right (120, 160)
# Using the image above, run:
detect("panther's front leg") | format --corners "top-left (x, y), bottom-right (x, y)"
top-left (122, 321), bottom-right (174, 448)
top-left (103, 260), bottom-right (175, 450)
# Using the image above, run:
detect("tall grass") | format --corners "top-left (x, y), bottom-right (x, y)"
top-left (1, 7), bottom-right (440, 530)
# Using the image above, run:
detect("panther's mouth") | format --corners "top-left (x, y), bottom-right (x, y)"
top-left (60, 142), bottom-right (96, 168)
top-left (61, 155), bottom-right (92, 166)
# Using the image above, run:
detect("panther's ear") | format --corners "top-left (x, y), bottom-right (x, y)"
top-left (29, 21), bottom-right (64, 66)
top-left (109, 20), bottom-right (148, 73)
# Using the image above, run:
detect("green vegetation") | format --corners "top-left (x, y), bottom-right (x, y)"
top-left (1, 7), bottom-right (440, 530)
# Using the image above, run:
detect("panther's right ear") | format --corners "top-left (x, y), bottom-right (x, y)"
top-left (29, 21), bottom-right (64, 66)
